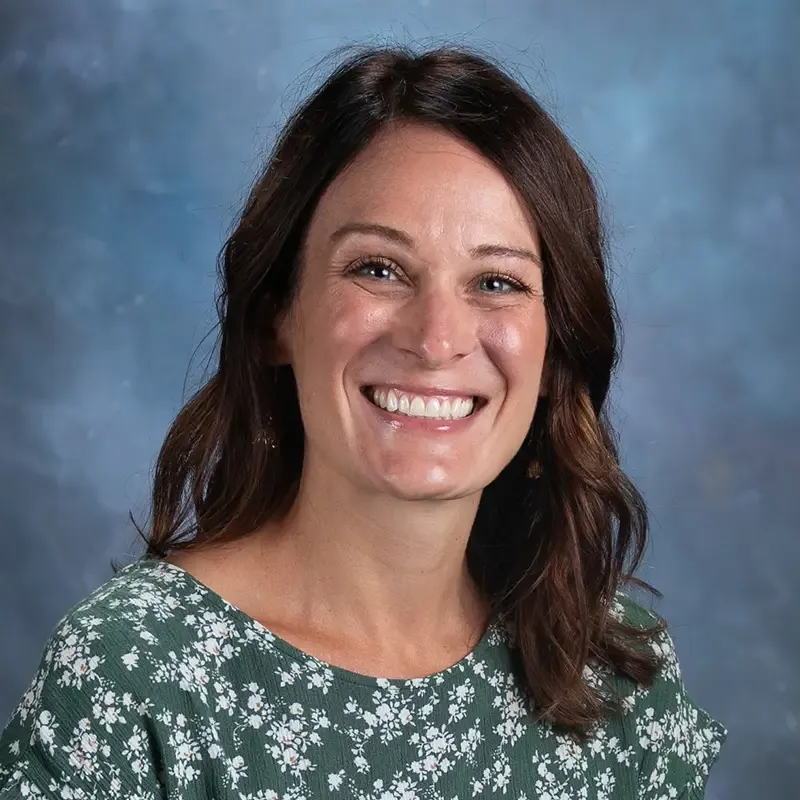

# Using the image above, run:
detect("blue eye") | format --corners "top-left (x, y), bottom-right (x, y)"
top-left (478, 274), bottom-right (524, 293)
top-left (353, 259), bottom-right (399, 281)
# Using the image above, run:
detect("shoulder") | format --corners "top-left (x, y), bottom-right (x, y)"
top-left (0, 559), bottom-right (197, 797)
top-left (610, 590), bottom-right (661, 627)
top-left (605, 591), bottom-right (727, 798)
top-left (16, 559), bottom-right (198, 695)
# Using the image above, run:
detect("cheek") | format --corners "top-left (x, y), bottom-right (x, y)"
top-left (293, 288), bottom-right (392, 384)
top-left (326, 294), bottom-right (394, 369)
top-left (329, 299), bottom-right (392, 348)
top-left (482, 313), bottom-right (547, 395)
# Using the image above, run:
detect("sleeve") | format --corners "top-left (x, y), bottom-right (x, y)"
top-left (619, 599), bottom-right (727, 800)
top-left (0, 614), bottom-right (167, 800)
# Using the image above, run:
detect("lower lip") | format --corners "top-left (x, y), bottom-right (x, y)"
top-left (361, 392), bottom-right (483, 432)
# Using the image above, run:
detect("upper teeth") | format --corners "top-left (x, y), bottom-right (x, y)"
top-left (370, 388), bottom-right (475, 420)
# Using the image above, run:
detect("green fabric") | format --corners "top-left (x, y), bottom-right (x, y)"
top-left (0, 558), bottom-right (725, 799)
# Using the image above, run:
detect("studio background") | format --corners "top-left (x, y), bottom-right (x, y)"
top-left (1, 1), bottom-right (797, 797)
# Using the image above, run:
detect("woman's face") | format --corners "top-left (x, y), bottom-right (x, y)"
top-left (278, 123), bottom-right (548, 501)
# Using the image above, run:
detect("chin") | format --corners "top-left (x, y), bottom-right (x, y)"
top-left (386, 485), bottom-right (478, 502)
top-left (375, 469), bottom-right (481, 502)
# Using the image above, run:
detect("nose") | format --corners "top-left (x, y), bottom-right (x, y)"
top-left (392, 284), bottom-right (477, 367)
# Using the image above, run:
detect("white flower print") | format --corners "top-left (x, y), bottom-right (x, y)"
top-left (328, 769), bottom-right (346, 790)
top-left (121, 647), bottom-right (140, 671)
top-left (33, 711), bottom-right (57, 755)
top-left (0, 560), bottom-right (725, 800)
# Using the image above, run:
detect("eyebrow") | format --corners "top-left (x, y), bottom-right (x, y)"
top-left (329, 222), bottom-right (543, 268)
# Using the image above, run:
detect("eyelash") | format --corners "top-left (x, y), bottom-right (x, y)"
top-left (347, 255), bottom-right (534, 295)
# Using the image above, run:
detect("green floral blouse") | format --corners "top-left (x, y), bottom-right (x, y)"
top-left (0, 558), bottom-right (725, 799)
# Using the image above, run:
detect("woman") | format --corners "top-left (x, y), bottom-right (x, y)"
top-left (0, 46), bottom-right (726, 799)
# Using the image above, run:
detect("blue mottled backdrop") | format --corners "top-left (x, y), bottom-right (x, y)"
top-left (1, 1), bottom-right (798, 796)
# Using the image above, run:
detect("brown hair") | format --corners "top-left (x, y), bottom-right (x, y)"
top-left (141, 45), bottom-right (664, 737)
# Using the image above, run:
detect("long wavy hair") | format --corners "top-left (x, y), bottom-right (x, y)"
top-left (141, 45), bottom-right (664, 738)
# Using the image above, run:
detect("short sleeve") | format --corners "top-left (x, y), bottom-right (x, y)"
top-left (0, 613), bottom-right (166, 800)
top-left (618, 599), bottom-right (727, 799)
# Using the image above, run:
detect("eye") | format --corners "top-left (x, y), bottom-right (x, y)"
top-left (477, 273), bottom-right (528, 294)
top-left (350, 256), bottom-right (400, 282)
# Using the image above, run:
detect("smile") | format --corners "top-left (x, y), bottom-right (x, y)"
top-left (363, 386), bottom-right (482, 421)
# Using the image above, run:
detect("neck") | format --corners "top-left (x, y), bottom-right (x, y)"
top-left (253, 457), bottom-right (489, 653)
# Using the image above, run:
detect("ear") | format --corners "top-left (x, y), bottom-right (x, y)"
top-left (266, 307), bottom-right (293, 366)
top-left (266, 338), bottom-right (291, 366)
top-left (538, 359), bottom-right (550, 398)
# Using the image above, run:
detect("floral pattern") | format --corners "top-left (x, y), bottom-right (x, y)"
top-left (0, 559), bottom-right (725, 799)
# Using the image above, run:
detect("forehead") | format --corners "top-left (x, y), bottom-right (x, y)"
top-left (306, 123), bottom-right (537, 248)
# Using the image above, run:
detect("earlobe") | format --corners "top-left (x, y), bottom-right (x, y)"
top-left (268, 310), bottom-right (293, 366)
top-left (538, 361), bottom-right (549, 397)
top-left (267, 341), bottom-right (290, 366)
top-left (267, 331), bottom-right (291, 366)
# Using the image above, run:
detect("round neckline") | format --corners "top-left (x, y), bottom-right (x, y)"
top-left (133, 556), bottom-right (505, 690)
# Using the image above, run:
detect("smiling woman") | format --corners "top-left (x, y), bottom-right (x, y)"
top-left (0, 46), bottom-right (726, 799)
top-left (278, 123), bottom-right (548, 503)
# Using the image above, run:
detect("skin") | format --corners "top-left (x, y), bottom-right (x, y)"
top-left (170, 123), bottom-right (548, 678)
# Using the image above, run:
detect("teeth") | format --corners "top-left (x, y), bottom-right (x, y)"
top-left (425, 398), bottom-right (441, 418)
top-left (369, 388), bottom-right (476, 420)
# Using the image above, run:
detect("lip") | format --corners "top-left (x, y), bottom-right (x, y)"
top-left (360, 386), bottom-right (487, 432)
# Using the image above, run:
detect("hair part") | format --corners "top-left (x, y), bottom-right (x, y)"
top-left (139, 43), bottom-right (664, 738)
